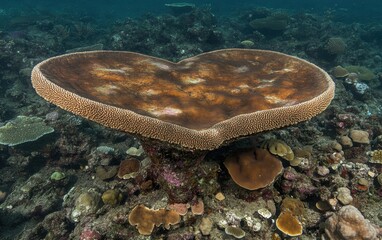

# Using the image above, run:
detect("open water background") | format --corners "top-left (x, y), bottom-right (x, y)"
top-left (0, 0), bottom-right (381, 23)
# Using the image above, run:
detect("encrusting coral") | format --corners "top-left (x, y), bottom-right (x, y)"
top-left (223, 148), bottom-right (283, 190)
top-left (276, 211), bottom-right (303, 237)
top-left (276, 197), bottom-right (305, 237)
top-left (128, 204), bottom-right (181, 235)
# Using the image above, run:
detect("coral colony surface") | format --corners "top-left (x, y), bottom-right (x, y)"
top-left (0, 4), bottom-right (382, 240)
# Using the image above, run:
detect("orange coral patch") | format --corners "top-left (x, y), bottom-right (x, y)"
top-left (128, 204), bottom-right (181, 235)
top-left (276, 211), bottom-right (303, 237)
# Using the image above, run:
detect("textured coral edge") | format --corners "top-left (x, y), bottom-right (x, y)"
top-left (31, 49), bottom-right (335, 150)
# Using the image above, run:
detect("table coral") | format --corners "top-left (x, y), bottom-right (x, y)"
top-left (31, 49), bottom-right (334, 150)
top-left (0, 115), bottom-right (54, 146)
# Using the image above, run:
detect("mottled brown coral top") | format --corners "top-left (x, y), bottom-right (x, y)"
top-left (32, 49), bottom-right (335, 150)
top-left (36, 50), bottom-right (328, 129)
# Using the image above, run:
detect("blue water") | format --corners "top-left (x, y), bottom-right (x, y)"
top-left (1, 0), bottom-right (382, 239)
top-left (0, 0), bottom-right (381, 23)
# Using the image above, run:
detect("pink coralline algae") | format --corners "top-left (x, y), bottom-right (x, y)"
top-left (324, 205), bottom-right (380, 240)
top-left (161, 167), bottom-right (183, 187)
top-left (337, 113), bottom-right (358, 127)
top-left (283, 167), bottom-right (299, 181)
top-left (79, 228), bottom-right (102, 240)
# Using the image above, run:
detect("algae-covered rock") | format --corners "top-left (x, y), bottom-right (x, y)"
top-left (101, 189), bottom-right (122, 206)
top-left (165, 2), bottom-right (195, 16)
top-left (0, 115), bottom-right (54, 146)
top-left (249, 13), bottom-right (290, 31)
top-left (71, 191), bottom-right (101, 222)
top-left (50, 171), bottom-right (66, 181)
top-left (345, 65), bottom-right (376, 81)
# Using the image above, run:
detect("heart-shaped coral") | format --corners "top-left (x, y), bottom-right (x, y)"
top-left (32, 49), bottom-right (334, 150)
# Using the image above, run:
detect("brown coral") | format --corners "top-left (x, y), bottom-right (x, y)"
top-left (128, 204), bottom-right (181, 235)
top-left (280, 197), bottom-right (305, 216)
top-left (349, 129), bottom-right (370, 144)
top-left (276, 197), bottom-right (305, 237)
top-left (117, 158), bottom-right (140, 179)
top-left (276, 211), bottom-right (303, 237)
top-left (31, 49), bottom-right (334, 150)
top-left (331, 66), bottom-right (349, 78)
top-left (223, 148), bottom-right (283, 190)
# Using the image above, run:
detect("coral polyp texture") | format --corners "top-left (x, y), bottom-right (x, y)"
top-left (0, 115), bottom-right (54, 146)
top-left (31, 49), bottom-right (334, 150)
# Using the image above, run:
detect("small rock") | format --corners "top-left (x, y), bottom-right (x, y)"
top-left (217, 219), bottom-right (228, 229)
top-left (317, 166), bottom-right (330, 176)
top-left (331, 141), bottom-right (343, 151)
top-left (257, 208), bottom-right (272, 219)
top-left (338, 136), bottom-right (353, 147)
top-left (240, 40), bottom-right (255, 48)
top-left (126, 146), bottom-right (144, 157)
top-left (95, 166), bottom-right (118, 180)
top-left (96, 146), bottom-right (114, 154)
top-left (377, 173), bottom-right (382, 186)
top-left (328, 198), bottom-right (338, 209)
top-left (336, 187), bottom-right (353, 205)
top-left (358, 178), bottom-right (369, 186)
top-left (101, 189), bottom-right (122, 206)
top-left (225, 226), bottom-right (246, 239)
top-left (0, 190), bottom-right (7, 202)
top-left (367, 171), bottom-right (375, 178)
top-left (244, 216), bottom-right (262, 232)
top-left (199, 217), bottom-right (213, 236)
top-left (349, 130), bottom-right (370, 144)
top-left (215, 192), bottom-right (225, 201)
top-left (71, 191), bottom-right (101, 222)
